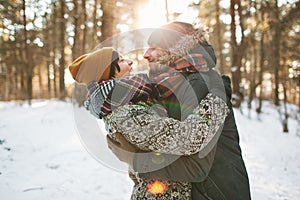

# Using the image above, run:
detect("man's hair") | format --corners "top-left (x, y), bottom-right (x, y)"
top-left (148, 21), bottom-right (208, 49)
top-left (161, 21), bottom-right (196, 35)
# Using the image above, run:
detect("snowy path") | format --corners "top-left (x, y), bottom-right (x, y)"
top-left (0, 100), bottom-right (299, 200)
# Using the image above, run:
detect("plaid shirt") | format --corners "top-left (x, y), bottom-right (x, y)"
top-left (85, 73), bottom-right (153, 118)
top-left (152, 53), bottom-right (209, 98)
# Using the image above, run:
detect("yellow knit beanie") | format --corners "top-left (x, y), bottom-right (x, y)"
top-left (68, 47), bottom-right (115, 84)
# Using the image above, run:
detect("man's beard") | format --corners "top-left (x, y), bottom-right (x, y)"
top-left (148, 62), bottom-right (170, 78)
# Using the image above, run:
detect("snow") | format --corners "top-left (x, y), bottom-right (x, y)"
top-left (0, 99), bottom-right (299, 200)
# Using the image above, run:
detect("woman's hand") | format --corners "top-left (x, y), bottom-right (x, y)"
top-left (106, 133), bottom-right (139, 167)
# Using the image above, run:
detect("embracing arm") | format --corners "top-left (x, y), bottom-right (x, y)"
top-left (106, 93), bottom-right (228, 156)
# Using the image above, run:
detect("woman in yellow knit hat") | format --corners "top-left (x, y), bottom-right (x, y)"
top-left (69, 47), bottom-right (132, 84)
top-left (68, 47), bottom-right (228, 200)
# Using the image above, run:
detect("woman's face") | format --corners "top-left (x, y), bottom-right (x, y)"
top-left (114, 57), bottom-right (133, 78)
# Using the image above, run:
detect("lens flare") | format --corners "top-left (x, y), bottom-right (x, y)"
top-left (147, 180), bottom-right (167, 194)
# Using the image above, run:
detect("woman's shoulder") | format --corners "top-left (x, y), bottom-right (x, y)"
top-left (114, 74), bottom-right (152, 91)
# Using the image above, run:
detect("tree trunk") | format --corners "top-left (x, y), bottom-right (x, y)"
top-left (47, 60), bottom-right (51, 97)
top-left (165, 0), bottom-right (169, 22)
top-left (22, 0), bottom-right (33, 104)
top-left (282, 78), bottom-right (289, 132)
top-left (43, 13), bottom-right (51, 98)
top-left (59, 0), bottom-right (66, 100)
top-left (72, 0), bottom-right (80, 60)
top-left (52, 2), bottom-right (57, 98)
top-left (257, 33), bottom-right (265, 114)
top-left (230, 0), bottom-right (238, 93)
top-left (270, 0), bottom-right (281, 106)
top-left (81, 0), bottom-right (87, 53)
top-left (19, 47), bottom-right (25, 100)
top-left (248, 32), bottom-right (258, 118)
top-left (215, 0), bottom-right (224, 74)
top-left (92, 0), bottom-right (99, 44)
top-left (230, 0), bottom-right (245, 107)
top-left (257, 1), bottom-right (266, 114)
top-left (100, 0), bottom-right (116, 45)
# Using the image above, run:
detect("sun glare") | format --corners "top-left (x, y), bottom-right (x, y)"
top-left (137, 0), bottom-right (167, 29)
top-left (136, 0), bottom-right (199, 29)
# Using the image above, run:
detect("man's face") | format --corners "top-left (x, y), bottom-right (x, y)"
top-left (143, 45), bottom-right (167, 68)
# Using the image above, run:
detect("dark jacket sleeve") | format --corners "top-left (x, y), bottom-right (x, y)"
top-left (134, 145), bottom-right (216, 182)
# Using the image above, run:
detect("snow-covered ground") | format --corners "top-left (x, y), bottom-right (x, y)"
top-left (0, 100), bottom-right (299, 200)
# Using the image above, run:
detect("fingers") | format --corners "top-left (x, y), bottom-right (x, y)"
top-left (107, 132), bottom-right (139, 153)
top-left (106, 135), bottom-right (120, 150)
top-left (113, 133), bottom-right (139, 153)
top-left (114, 132), bottom-right (130, 145)
top-left (106, 136), bottom-right (113, 150)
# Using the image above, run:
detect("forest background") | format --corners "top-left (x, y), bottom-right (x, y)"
top-left (0, 0), bottom-right (299, 131)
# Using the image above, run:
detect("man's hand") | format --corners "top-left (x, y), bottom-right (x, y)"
top-left (106, 133), bottom-right (140, 167)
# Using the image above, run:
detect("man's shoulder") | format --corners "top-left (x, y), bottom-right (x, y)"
top-left (185, 72), bottom-right (203, 80)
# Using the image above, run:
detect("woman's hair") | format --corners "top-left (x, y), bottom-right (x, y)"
top-left (109, 50), bottom-right (121, 79)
